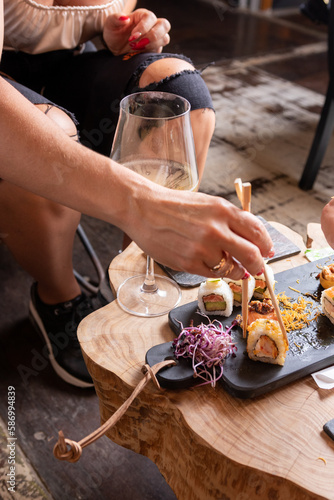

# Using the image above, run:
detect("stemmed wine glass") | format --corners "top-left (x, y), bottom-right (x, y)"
top-left (110, 91), bottom-right (199, 317)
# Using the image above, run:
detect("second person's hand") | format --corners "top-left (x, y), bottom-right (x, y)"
top-left (103, 8), bottom-right (171, 55)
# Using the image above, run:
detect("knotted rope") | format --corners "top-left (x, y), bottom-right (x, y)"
top-left (53, 359), bottom-right (176, 463)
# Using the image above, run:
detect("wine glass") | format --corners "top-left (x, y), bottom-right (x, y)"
top-left (110, 91), bottom-right (199, 317)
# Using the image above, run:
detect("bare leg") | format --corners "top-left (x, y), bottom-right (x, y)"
top-left (121, 57), bottom-right (216, 249)
top-left (0, 103), bottom-right (95, 386)
top-left (0, 104), bottom-right (81, 304)
top-left (138, 57), bottom-right (216, 180)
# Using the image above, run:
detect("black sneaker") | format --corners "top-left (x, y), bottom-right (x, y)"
top-left (29, 282), bottom-right (95, 388)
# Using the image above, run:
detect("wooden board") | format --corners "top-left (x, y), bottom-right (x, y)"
top-left (78, 226), bottom-right (334, 500)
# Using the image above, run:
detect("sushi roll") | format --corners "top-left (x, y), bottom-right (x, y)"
top-left (224, 275), bottom-right (255, 307)
top-left (321, 286), bottom-right (334, 324)
top-left (319, 264), bottom-right (334, 289)
top-left (247, 318), bottom-right (288, 366)
top-left (237, 298), bottom-right (278, 329)
top-left (198, 278), bottom-right (234, 317)
top-left (253, 263), bottom-right (275, 300)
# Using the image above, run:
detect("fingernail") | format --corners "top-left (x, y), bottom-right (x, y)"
top-left (267, 247), bottom-right (275, 258)
top-left (256, 267), bottom-right (264, 276)
top-left (119, 15), bottom-right (129, 21)
top-left (130, 37), bottom-right (150, 50)
top-left (242, 271), bottom-right (250, 280)
top-left (128, 32), bottom-right (142, 42)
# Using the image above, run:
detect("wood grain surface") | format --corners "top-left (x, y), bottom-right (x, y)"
top-left (78, 223), bottom-right (334, 500)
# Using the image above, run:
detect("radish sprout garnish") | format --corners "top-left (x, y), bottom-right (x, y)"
top-left (172, 317), bottom-right (237, 387)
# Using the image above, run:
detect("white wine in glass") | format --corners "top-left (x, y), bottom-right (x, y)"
top-left (110, 91), bottom-right (199, 317)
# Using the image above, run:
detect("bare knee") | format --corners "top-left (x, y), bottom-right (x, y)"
top-left (35, 103), bottom-right (79, 141)
top-left (137, 58), bottom-right (215, 179)
top-left (138, 57), bottom-right (195, 88)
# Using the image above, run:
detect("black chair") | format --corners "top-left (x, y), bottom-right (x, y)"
top-left (75, 223), bottom-right (105, 295)
top-left (299, 0), bottom-right (334, 190)
top-left (74, 224), bottom-right (115, 304)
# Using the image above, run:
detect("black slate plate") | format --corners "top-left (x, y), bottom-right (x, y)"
top-left (258, 216), bottom-right (301, 264)
top-left (146, 256), bottom-right (334, 398)
top-left (156, 217), bottom-right (301, 287)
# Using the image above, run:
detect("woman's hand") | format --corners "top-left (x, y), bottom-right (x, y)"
top-left (125, 185), bottom-right (274, 281)
top-left (103, 9), bottom-right (171, 55)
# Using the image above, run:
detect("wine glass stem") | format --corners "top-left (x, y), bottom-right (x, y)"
top-left (141, 256), bottom-right (158, 293)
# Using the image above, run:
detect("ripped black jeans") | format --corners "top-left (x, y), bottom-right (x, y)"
top-left (0, 43), bottom-right (214, 156)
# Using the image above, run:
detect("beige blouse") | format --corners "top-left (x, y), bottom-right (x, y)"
top-left (4, 0), bottom-right (125, 53)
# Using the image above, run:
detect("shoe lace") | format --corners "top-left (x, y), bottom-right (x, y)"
top-left (53, 295), bottom-right (95, 346)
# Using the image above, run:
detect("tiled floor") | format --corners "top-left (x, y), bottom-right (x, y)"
top-left (1, 1), bottom-right (334, 499)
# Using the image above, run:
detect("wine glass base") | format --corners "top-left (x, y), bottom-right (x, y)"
top-left (117, 274), bottom-right (182, 317)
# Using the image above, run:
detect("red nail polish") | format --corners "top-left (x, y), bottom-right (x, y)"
top-left (242, 271), bottom-right (250, 280)
top-left (119, 15), bottom-right (129, 21)
top-left (256, 268), bottom-right (264, 276)
top-left (131, 38), bottom-right (150, 50)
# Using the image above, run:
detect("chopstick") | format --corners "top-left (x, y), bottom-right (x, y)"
top-left (264, 266), bottom-right (289, 346)
top-left (234, 179), bottom-right (251, 338)
top-left (234, 178), bottom-right (289, 346)
top-left (234, 178), bottom-right (243, 204)
top-left (242, 182), bottom-right (251, 212)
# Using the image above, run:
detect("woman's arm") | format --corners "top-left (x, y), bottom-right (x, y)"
top-left (0, 77), bottom-right (272, 279)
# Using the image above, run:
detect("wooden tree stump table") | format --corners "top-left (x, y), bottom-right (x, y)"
top-left (78, 222), bottom-right (334, 500)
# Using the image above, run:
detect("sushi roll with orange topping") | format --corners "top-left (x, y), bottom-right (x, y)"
top-left (198, 279), bottom-right (234, 317)
top-left (321, 286), bottom-right (334, 324)
top-left (247, 318), bottom-right (288, 366)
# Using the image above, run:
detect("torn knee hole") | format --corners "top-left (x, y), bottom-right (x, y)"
top-left (35, 103), bottom-right (79, 140)
top-left (138, 59), bottom-right (196, 88)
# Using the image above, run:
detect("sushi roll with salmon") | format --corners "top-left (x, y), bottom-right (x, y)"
top-left (321, 286), bottom-right (334, 324)
top-left (253, 263), bottom-right (275, 300)
top-left (247, 318), bottom-right (288, 366)
top-left (224, 275), bottom-right (255, 307)
top-left (198, 278), bottom-right (234, 317)
top-left (236, 298), bottom-right (278, 329)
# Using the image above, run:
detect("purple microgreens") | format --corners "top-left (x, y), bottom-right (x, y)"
top-left (172, 315), bottom-right (238, 388)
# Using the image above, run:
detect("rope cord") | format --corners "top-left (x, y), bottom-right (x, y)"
top-left (53, 359), bottom-right (176, 463)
